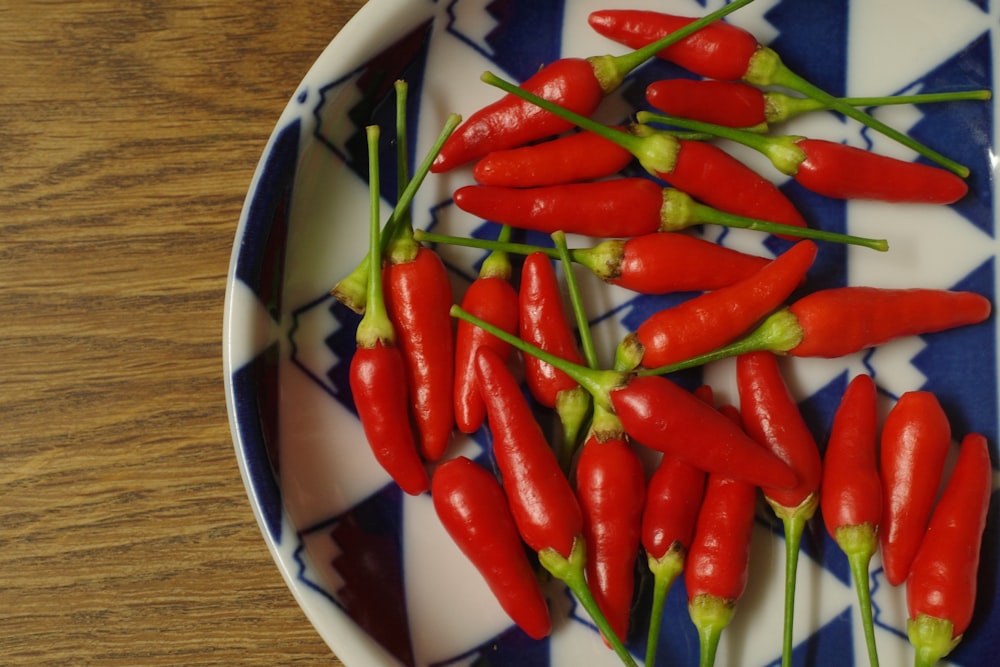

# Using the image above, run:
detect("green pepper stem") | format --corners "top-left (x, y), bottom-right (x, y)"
top-left (907, 614), bottom-right (961, 667)
top-left (768, 89), bottom-right (992, 124)
top-left (331, 112), bottom-right (462, 312)
top-left (552, 231), bottom-right (598, 370)
top-left (416, 228), bottom-right (558, 258)
top-left (645, 549), bottom-right (684, 667)
top-left (355, 126), bottom-right (393, 347)
top-left (767, 493), bottom-right (819, 667)
top-left (479, 224), bottom-right (514, 280)
top-left (835, 524), bottom-right (881, 667)
top-left (661, 188), bottom-right (889, 251)
top-left (538, 539), bottom-right (639, 667)
top-left (747, 47), bottom-right (969, 177)
top-left (689, 594), bottom-right (735, 667)
top-left (592, 0), bottom-right (757, 92)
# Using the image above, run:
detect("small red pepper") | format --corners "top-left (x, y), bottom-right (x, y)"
top-left (880, 391), bottom-right (953, 587)
top-left (432, 0), bottom-right (757, 172)
top-left (623, 240), bottom-right (817, 371)
top-left (737, 350), bottom-right (822, 667)
top-left (906, 432), bottom-right (992, 667)
top-left (474, 345), bottom-right (639, 666)
top-left (660, 287), bottom-right (992, 371)
top-left (452, 227), bottom-right (519, 434)
top-left (821, 373), bottom-right (882, 667)
top-left (574, 412), bottom-right (646, 645)
top-left (591, 8), bottom-right (968, 176)
top-left (684, 469), bottom-right (758, 667)
top-left (431, 456), bottom-right (551, 640)
top-left (473, 127), bottom-right (634, 187)
top-left (349, 125), bottom-right (429, 495)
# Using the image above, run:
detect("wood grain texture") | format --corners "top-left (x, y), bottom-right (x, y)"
top-left (1, 2), bottom-right (366, 665)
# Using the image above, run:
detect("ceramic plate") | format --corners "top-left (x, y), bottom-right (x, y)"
top-left (223, 1), bottom-right (998, 665)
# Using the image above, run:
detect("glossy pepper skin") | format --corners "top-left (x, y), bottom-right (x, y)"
top-left (431, 456), bottom-right (552, 640)
top-left (453, 243), bottom-right (519, 434)
top-left (589, 9), bottom-right (758, 81)
top-left (474, 346), bottom-right (582, 559)
top-left (473, 128), bottom-right (634, 188)
top-left (383, 246), bottom-right (455, 461)
top-left (609, 374), bottom-right (798, 491)
top-left (433, 58), bottom-right (606, 173)
top-left (906, 433), bottom-right (992, 667)
top-left (879, 391), bottom-right (952, 587)
top-left (821, 373), bottom-right (883, 667)
top-left (575, 432), bottom-right (646, 644)
top-left (646, 78), bottom-right (767, 129)
top-left (630, 239), bottom-right (817, 370)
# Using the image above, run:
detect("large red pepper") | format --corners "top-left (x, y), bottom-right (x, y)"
top-left (450, 306), bottom-right (799, 492)
top-left (821, 373), bottom-right (882, 667)
top-left (349, 125), bottom-right (429, 495)
top-left (654, 287), bottom-right (992, 372)
top-left (737, 350), bottom-right (822, 667)
top-left (474, 345), bottom-right (639, 666)
top-left (906, 433), bottom-right (992, 667)
top-left (473, 127), bottom-right (633, 187)
top-left (452, 227), bottom-right (519, 434)
top-left (622, 240), bottom-right (817, 371)
top-left (574, 410), bottom-right (646, 646)
top-left (590, 8), bottom-right (968, 176)
top-left (431, 0), bottom-right (757, 172)
top-left (880, 391), bottom-right (953, 587)
top-left (431, 456), bottom-right (551, 640)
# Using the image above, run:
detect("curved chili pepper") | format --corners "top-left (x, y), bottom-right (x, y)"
top-left (645, 78), bottom-right (991, 130)
top-left (349, 125), bottom-right (429, 495)
top-left (432, 0), bottom-right (757, 172)
top-left (431, 456), bottom-right (551, 640)
top-left (473, 128), bottom-right (634, 187)
top-left (906, 432), bottom-right (992, 667)
top-left (737, 350), bottom-right (822, 667)
top-left (453, 229), bottom-right (519, 434)
top-left (655, 287), bottom-right (992, 373)
top-left (880, 391), bottom-right (952, 587)
top-left (685, 469), bottom-right (758, 667)
top-left (821, 373), bottom-right (882, 667)
top-left (574, 416), bottom-right (646, 646)
top-left (623, 239), bottom-right (817, 371)
top-left (474, 345), bottom-right (639, 666)
top-left (591, 8), bottom-right (967, 176)
top-left (518, 251), bottom-right (590, 466)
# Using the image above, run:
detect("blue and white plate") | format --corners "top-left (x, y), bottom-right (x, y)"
top-left (223, 1), bottom-right (998, 665)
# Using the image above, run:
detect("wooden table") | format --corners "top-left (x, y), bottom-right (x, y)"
top-left (2, 2), bottom-right (366, 664)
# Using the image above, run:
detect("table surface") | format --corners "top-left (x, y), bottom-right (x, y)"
top-left (2, 2), bottom-right (367, 665)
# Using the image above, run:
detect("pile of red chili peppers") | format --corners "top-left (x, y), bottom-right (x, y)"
top-left (332, 5), bottom-right (994, 667)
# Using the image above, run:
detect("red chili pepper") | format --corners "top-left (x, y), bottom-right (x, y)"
top-left (906, 432), bottom-right (992, 667)
top-left (624, 240), bottom-right (817, 371)
top-left (474, 345), bottom-right (639, 666)
top-left (473, 128), bottom-right (634, 187)
top-left (589, 9), bottom-right (758, 81)
top-left (591, 9), bottom-right (968, 176)
top-left (737, 350), bottom-right (822, 667)
top-left (666, 287), bottom-right (992, 371)
top-left (452, 302), bottom-right (800, 492)
top-left (821, 373), bottom-right (882, 667)
top-left (880, 391), bottom-right (953, 587)
top-left (453, 229), bottom-right (519, 434)
top-left (574, 421), bottom-right (646, 645)
top-left (431, 456), bottom-right (552, 640)
top-left (638, 113), bottom-right (969, 204)
top-left (646, 78), bottom-right (992, 130)
top-left (432, 0), bottom-right (757, 172)
top-left (684, 469), bottom-right (758, 667)
top-left (349, 125), bottom-right (429, 495)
